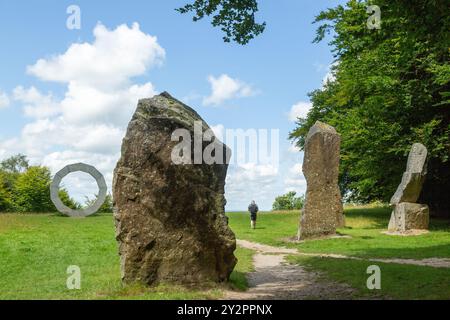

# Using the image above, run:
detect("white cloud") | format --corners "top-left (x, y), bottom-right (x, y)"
top-left (322, 61), bottom-right (339, 87)
top-left (24, 22), bottom-right (162, 127)
top-left (285, 178), bottom-right (306, 186)
top-left (1, 23), bottom-right (165, 198)
top-left (42, 150), bottom-right (119, 202)
top-left (226, 163), bottom-right (278, 190)
top-left (13, 86), bottom-right (61, 118)
top-left (225, 163), bottom-right (279, 210)
top-left (289, 163), bottom-right (303, 175)
top-left (284, 162), bottom-right (307, 197)
top-left (0, 90), bottom-right (10, 108)
top-left (210, 124), bottom-right (225, 141)
top-left (203, 74), bottom-right (256, 106)
top-left (27, 22), bottom-right (165, 89)
top-left (288, 144), bottom-right (301, 153)
top-left (60, 81), bottom-right (156, 126)
top-left (237, 163), bottom-right (278, 179)
top-left (288, 101), bottom-right (312, 122)
top-left (323, 71), bottom-right (335, 86)
top-left (284, 176), bottom-right (307, 197)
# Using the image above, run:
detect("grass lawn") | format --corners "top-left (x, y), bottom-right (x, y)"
top-left (228, 206), bottom-right (450, 300)
top-left (1, 206), bottom-right (449, 300)
top-left (0, 213), bottom-right (253, 300)
top-left (288, 256), bottom-right (450, 300)
top-left (227, 206), bottom-right (450, 259)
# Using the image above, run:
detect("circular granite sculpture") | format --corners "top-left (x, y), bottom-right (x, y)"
top-left (50, 163), bottom-right (107, 217)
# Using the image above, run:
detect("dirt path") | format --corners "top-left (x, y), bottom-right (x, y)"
top-left (224, 241), bottom-right (356, 300)
top-left (224, 239), bottom-right (450, 300)
top-left (237, 239), bottom-right (450, 269)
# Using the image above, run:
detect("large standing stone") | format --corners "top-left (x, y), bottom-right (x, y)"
top-left (388, 143), bottom-right (429, 234)
top-left (113, 92), bottom-right (237, 286)
top-left (298, 121), bottom-right (344, 240)
top-left (390, 143), bottom-right (428, 205)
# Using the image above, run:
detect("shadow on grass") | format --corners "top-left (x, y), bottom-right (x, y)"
top-left (291, 255), bottom-right (450, 300)
top-left (344, 206), bottom-right (450, 232)
top-left (344, 206), bottom-right (391, 229)
top-left (429, 219), bottom-right (450, 232)
top-left (354, 243), bottom-right (450, 259)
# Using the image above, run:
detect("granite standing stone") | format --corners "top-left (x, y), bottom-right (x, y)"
top-left (113, 92), bottom-right (237, 286)
top-left (298, 121), bottom-right (344, 240)
top-left (388, 143), bottom-right (429, 233)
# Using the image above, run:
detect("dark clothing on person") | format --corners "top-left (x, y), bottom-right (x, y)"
top-left (248, 203), bottom-right (259, 221)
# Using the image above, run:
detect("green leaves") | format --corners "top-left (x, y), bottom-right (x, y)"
top-left (177, 0), bottom-right (266, 44)
top-left (0, 154), bottom-right (29, 174)
top-left (272, 191), bottom-right (304, 211)
top-left (13, 166), bottom-right (54, 213)
top-left (0, 171), bottom-right (13, 212)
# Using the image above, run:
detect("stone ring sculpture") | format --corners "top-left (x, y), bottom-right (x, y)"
top-left (50, 163), bottom-right (107, 217)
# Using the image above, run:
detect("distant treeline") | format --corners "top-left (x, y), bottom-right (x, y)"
top-left (0, 154), bottom-right (112, 213)
top-left (272, 191), bottom-right (305, 211)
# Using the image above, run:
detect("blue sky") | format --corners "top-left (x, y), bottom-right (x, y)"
top-left (0, 0), bottom-right (344, 210)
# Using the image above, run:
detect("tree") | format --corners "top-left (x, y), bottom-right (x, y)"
top-left (177, 0), bottom-right (266, 45)
top-left (84, 193), bottom-right (113, 213)
top-left (0, 154), bottom-right (80, 213)
top-left (59, 188), bottom-right (81, 211)
top-left (0, 154), bottom-right (30, 201)
top-left (13, 166), bottom-right (54, 213)
top-left (0, 171), bottom-right (13, 212)
top-left (289, 0), bottom-right (450, 217)
top-left (0, 154), bottom-right (29, 173)
top-left (272, 191), bottom-right (305, 211)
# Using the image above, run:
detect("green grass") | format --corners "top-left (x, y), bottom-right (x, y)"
top-left (1, 206), bottom-right (449, 300)
top-left (229, 247), bottom-right (254, 291)
top-left (227, 206), bottom-right (450, 259)
top-left (228, 206), bottom-right (450, 300)
top-left (288, 255), bottom-right (450, 300)
top-left (0, 213), bottom-right (253, 300)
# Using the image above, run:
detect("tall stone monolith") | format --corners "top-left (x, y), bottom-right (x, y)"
top-left (113, 92), bottom-right (237, 286)
top-left (298, 121), bottom-right (344, 240)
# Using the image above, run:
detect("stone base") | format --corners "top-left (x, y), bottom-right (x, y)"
top-left (388, 202), bottom-right (429, 233)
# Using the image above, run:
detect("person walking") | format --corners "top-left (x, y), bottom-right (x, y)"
top-left (248, 200), bottom-right (259, 229)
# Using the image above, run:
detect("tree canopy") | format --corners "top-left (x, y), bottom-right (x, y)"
top-left (272, 191), bottom-right (305, 211)
top-left (0, 153), bottom-right (29, 174)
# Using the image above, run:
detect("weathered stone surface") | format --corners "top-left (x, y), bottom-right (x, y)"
top-left (298, 121), bottom-right (344, 240)
top-left (388, 202), bottom-right (429, 232)
top-left (113, 92), bottom-right (237, 286)
top-left (390, 143), bottom-right (428, 205)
